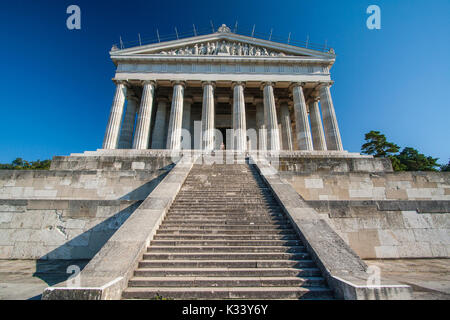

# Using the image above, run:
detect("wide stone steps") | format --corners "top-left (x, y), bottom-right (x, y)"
top-left (150, 240), bottom-right (301, 246)
top-left (142, 252), bottom-right (310, 260)
top-left (136, 260), bottom-right (318, 269)
top-left (122, 162), bottom-right (332, 300)
top-left (128, 276), bottom-right (326, 287)
top-left (156, 228), bottom-right (297, 234)
top-left (153, 234), bottom-right (299, 240)
top-left (122, 287), bottom-right (334, 300)
top-left (146, 246), bottom-right (306, 253)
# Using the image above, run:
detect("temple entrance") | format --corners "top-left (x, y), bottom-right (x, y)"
top-left (216, 127), bottom-right (231, 150)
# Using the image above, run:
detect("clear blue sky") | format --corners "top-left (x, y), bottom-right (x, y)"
top-left (0, 0), bottom-right (449, 164)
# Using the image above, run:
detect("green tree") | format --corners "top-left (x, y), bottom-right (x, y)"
top-left (440, 160), bottom-right (450, 172)
top-left (0, 158), bottom-right (51, 170)
top-left (396, 147), bottom-right (440, 172)
top-left (361, 131), bottom-right (400, 158)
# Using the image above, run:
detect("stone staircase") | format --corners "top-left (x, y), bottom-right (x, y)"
top-left (122, 161), bottom-right (333, 299)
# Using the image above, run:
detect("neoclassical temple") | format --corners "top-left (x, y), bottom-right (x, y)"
top-left (103, 24), bottom-right (343, 152)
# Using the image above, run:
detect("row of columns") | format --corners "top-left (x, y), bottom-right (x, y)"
top-left (103, 80), bottom-right (343, 152)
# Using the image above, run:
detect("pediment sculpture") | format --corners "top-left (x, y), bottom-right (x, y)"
top-left (158, 40), bottom-right (288, 57)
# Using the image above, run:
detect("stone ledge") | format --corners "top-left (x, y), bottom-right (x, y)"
top-left (41, 156), bottom-right (194, 300)
top-left (250, 155), bottom-right (412, 300)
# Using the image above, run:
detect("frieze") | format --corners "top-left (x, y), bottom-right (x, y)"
top-left (158, 40), bottom-right (289, 57)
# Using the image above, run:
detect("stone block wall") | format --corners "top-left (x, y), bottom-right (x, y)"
top-left (0, 199), bottom-right (141, 259)
top-left (282, 171), bottom-right (450, 201)
top-left (0, 166), bottom-right (173, 200)
top-left (0, 154), bottom-right (175, 260)
top-left (281, 169), bottom-right (450, 259)
top-left (308, 200), bottom-right (450, 259)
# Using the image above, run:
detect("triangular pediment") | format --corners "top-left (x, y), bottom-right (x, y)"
top-left (111, 28), bottom-right (335, 60)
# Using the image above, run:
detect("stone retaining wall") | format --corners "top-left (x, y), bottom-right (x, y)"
top-left (0, 199), bottom-right (141, 259)
top-left (282, 171), bottom-right (450, 201)
top-left (0, 166), bottom-right (173, 200)
top-left (308, 200), bottom-right (450, 259)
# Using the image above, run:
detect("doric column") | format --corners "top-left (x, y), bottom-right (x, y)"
top-left (309, 96), bottom-right (327, 151)
top-left (201, 82), bottom-right (215, 151)
top-left (118, 92), bottom-right (139, 149)
top-left (103, 81), bottom-right (127, 149)
top-left (132, 81), bottom-right (156, 149)
top-left (290, 83), bottom-right (313, 151)
top-left (319, 82), bottom-right (343, 151)
top-left (262, 82), bottom-right (280, 151)
top-left (182, 96), bottom-right (192, 149)
top-left (280, 101), bottom-right (294, 151)
top-left (255, 100), bottom-right (267, 151)
top-left (232, 82), bottom-right (247, 151)
top-left (150, 97), bottom-right (168, 149)
top-left (166, 81), bottom-right (185, 150)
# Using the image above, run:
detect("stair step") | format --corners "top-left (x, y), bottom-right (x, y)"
top-left (150, 240), bottom-right (302, 246)
top-left (137, 260), bottom-right (317, 269)
top-left (134, 267), bottom-right (320, 277)
top-left (128, 276), bottom-right (326, 288)
top-left (122, 286), bottom-right (334, 300)
top-left (156, 229), bottom-right (296, 235)
top-left (153, 234), bottom-right (299, 240)
top-left (142, 252), bottom-right (310, 260)
top-left (146, 245), bottom-right (306, 253)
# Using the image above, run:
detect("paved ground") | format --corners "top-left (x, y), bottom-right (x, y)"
top-left (364, 258), bottom-right (450, 300)
top-left (0, 258), bottom-right (448, 300)
top-left (0, 259), bottom-right (89, 300)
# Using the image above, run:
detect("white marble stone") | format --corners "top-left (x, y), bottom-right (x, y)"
top-left (103, 81), bottom-right (127, 149)
top-left (133, 81), bottom-right (155, 149)
top-left (291, 83), bottom-right (313, 151)
top-left (166, 82), bottom-right (185, 150)
top-left (319, 83), bottom-right (343, 151)
top-left (232, 82), bottom-right (247, 151)
top-left (262, 82), bottom-right (280, 151)
top-left (201, 82), bottom-right (215, 150)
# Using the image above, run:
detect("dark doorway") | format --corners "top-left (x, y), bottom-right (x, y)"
top-left (217, 127), bottom-right (230, 149)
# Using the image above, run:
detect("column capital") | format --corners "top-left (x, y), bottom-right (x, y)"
top-left (141, 80), bottom-right (157, 87)
top-left (113, 79), bottom-right (128, 86)
top-left (260, 81), bottom-right (275, 90)
top-left (232, 81), bottom-right (245, 89)
top-left (317, 81), bottom-right (334, 89)
top-left (202, 81), bottom-right (216, 89)
top-left (289, 82), bottom-right (306, 91)
top-left (171, 80), bottom-right (186, 87)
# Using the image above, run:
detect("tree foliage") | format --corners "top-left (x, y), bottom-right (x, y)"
top-left (0, 158), bottom-right (51, 170)
top-left (441, 160), bottom-right (450, 172)
top-left (361, 131), bottom-right (441, 172)
top-left (361, 131), bottom-right (400, 157)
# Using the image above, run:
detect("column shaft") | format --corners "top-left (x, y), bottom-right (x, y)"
top-left (291, 84), bottom-right (313, 150)
top-left (103, 81), bottom-right (127, 149)
top-left (232, 82), bottom-right (247, 151)
top-left (202, 82), bottom-right (215, 151)
top-left (150, 99), bottom-right (168, 149)
top-left (118, 94), bottom-right (138, 149)
top-left (263, 83), bottom-right (280, 151)
top-left (309, 99), bottom-right (327, 151)
top-left (319, 84), bottom-right (343, 151)
top-left (280, 103), bottom-right (294, 151)
top-left (255, 102), bottom-right (267, 151)
top-left (166, 82), bottom-right (185, 150)
top-left (133, 81), bottom-right (155, 149)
